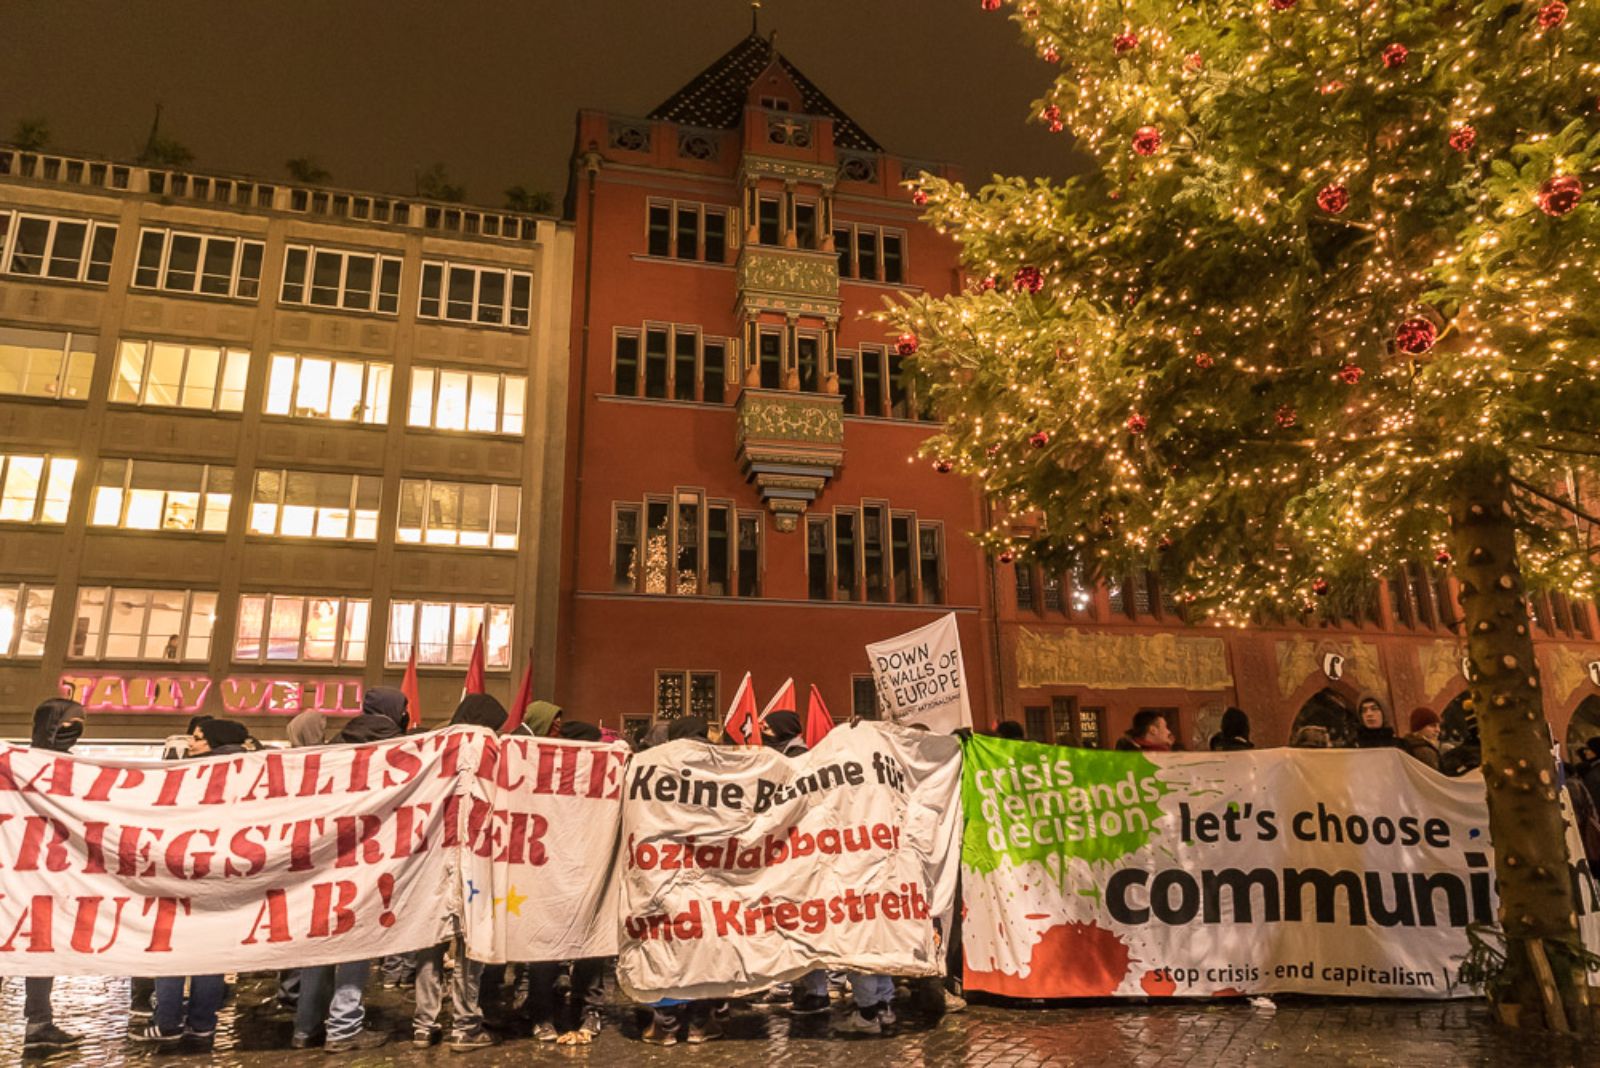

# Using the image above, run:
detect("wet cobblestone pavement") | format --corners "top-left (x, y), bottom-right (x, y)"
top-left (4, 972), bottom-right (1596, 1066)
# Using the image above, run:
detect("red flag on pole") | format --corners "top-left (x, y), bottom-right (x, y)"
top-left (504, 648), bottom-right (534, 733)
top-left (401, 647), bottom-right (423, 730)
top-left (804, 684), bottom-right (835, 749)
top-left (723, 672), bottom-right (758, 745)
top-left (461, 623), bottom-right (487, 701)
top-left (758, 677), bottom-right (796, 745)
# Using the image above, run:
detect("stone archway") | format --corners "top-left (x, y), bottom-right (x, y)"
top-left (1564, 695), bottom-right (1600, 757)
top-left (1289, 687), bottom-right (1359, 748)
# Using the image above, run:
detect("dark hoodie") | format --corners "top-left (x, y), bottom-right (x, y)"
top-left (560, 720), bottom-right (603, 742)
top-left (667, 716), bottom-right (709, 742)
top-left (762, 710), bottom-right (806, 755)
top-left (198, 717), bottom-right (251, 756)
top-left (1355, 724), bottom-right (1401, 749)
top-left (338, 686), bottom-right (409, 743)
top-left (450, 694), bottom-right (509, 732)
top-left (32, 697), bottom-right (85, 752)
top-left (1209, 707), bottom-right (1254, 752)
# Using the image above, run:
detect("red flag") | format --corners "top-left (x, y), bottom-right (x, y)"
top-left (804, 684), bottom-right (835, 749)
top-left (504, 649), bottom-right (534, 733)
top-left (723, 672), bottom-right (758, 745)
top-left (759, 677), bottom-right (796, 743)
top-left (401, 648), bottom-right (423, 730)
top-left (461, 623), bottom-right (487, 701)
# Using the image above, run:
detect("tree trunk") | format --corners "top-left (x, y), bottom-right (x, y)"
top-left (1449, 463), bottom-right (1589, 1032)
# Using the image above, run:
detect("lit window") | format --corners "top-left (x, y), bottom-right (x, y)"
top-left (654, 670), bottom-right (719, 720)
top-left (386, 600), bottom-right (511, 668)
top-left (70, 587), bottom-right (217, 661)
top-left (0, 453), bottom-right (76, 524)
top-left (407, 368), bottom-right (526, 434)
top-left (396, 478), bottom-right (519, 549)
top-left (0, 326), bottom-right (96, 401)
top-left (234, 593), bottom-right (369, 664)
top-left (265, 352), bottom-right (391, 423)
top-left (281, 245), bottom-right (403, 314)
top-left (132, 227), bottom-right (263, 299)
top-left (612, 493), bottom-right (760, 597)
top-left (91, 459), bottom-right (232, 533)
top-left (249, 469), bottom-right (381, 541)
top-left (0, 211), bottom-right (117, 283)
top-left (0, 582), bottom-right (52, 658)
top-left (112, 339), bottom-right (248, 412)
top-left (418, 260), bottom-right (532, 328)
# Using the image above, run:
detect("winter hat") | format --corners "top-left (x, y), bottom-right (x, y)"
top-left (1408, 706), bottom-right (1441, 733)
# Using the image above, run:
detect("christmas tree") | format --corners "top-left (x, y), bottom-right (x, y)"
top-left (902, 0), bottom-right (1600, 1030)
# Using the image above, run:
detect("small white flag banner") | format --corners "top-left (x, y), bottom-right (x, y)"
top-left (865, 613), bottom-right (974, 735)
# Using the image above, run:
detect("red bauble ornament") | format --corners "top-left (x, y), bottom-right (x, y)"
top-left (1274, 406), bottom-right (1298, 429)
top-left (1185, 52), bottom-right (1204, 72)
top-left (1320, 80), bottom-right (1346, 95)
top-left (1012, 265), bottom-right (1045, 293)
top-left (1381, 42), bottom-right (1409, 69)
top-left (985, 441), bottom-right (1003, 457)
top-left (1158, 535), bottom-right (1174, 552)
top-left (1028, 430), bottom-right (1050, 449)
top-left (1113, 32), bottom-right (1139, 55)
top-left (895, 333), bottom-right (920, 356)
top-left (912, 189), bottom-right (929, 207)
top-left (1126, 413), bottom-right (1148, 434)
top-left (1042, 104), bottom-right (1063, 133)
top-left (981, 0), bottom-right (1002, 11)
top-left (1448, 125), bottom-right (1477, 153)
top-left (933, 459), bottom-right (953, 474)
top-left (997, 549), bottom-right (1015, 565)
top-left (1395, 317), bottom-right (1438, 355)
top-left (1043, 45), bottom-right (1060, 63)
top-left (1194, 352), bottom-right (1215, 369)
top-left (1317, 183), bottom-right (1351, 214)
top-left (1312, 578), bottom-right (1330, 596)
top-left (979, 275), bottom-right (998, 292)
top-left (1338, 364), bottom-right (1364, 384)
top-left (1538, 0), bottom-right (1568, 29)
top-left (1270, 0), bottom-right (1297, 10)
top-left (1435, 549), bottom-right (1453, 565)
top-left (1132, 126), bottom-right (1163, 156)
top-left (1537, 175), bottom-right (1584, 217)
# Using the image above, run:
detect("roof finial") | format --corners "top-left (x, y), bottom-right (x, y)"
top-left (751, 0), bottom-right (761, 34)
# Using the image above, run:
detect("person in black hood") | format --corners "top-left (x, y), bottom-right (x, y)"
top-left (337, 687), bottom-right (410, 743)
top-left (450, 693), bottom-right (508, 731)
top-left (1209, 707), bottom-right (1254, 752)
top-left (761, 710), bottom-right (806, 756)
top-left (1353, 696), bottom-right (1401, 749)
top-left (666, 715), bottom-right (709, 742)
top-left (19, 699), bottom-right (84, 1050)
top-left (560, 720), bottom-right (603, 742)
top-left (192, 718), bottom-right (250, 755)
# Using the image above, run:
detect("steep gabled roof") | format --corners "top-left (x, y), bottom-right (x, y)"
top-left (648, 32), bottom-right (883, 152)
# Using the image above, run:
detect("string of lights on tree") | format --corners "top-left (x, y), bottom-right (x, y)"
top-left (889, 0), bottom-right (1600, 626)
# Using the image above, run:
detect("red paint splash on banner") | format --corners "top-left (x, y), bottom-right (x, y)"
top-left (1140, 969), bottom-right (1177, 997)
top-left (965, 922), bottom-right (1131, 996)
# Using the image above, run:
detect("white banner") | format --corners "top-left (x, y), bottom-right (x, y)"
top-left (0, 727), bottom-right (625, 976)
top-left (615, 721), bottom-right (964, 1001)
top-left (961, 736), bottom-right (1600, 998)
top-left (865, 613), bottom-right (973, 734)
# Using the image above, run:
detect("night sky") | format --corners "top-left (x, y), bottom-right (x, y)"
top-left (0, 0), bottom-right (1082, 208)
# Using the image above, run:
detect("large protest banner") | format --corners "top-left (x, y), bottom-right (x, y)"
top-left (960, 736), bottom-right (1600, 998)
top-left (0, 727), bottom-right (626, 976)
top-left (616, 721), bottom-right (963, 1001)
top-left (865, 613), bottom-right (974, 735)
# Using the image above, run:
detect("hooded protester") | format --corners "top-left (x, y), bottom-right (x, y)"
top-left (666, 715), bottom-right (709, 742)
top-left (19, 700), bottom-right (84, 1050)
top-left (993, 719), bottom-right (1026, 740)
top-left (638, 721), bottom-right (672, 751)
top-left (337, 687), bottom-right (409, 743)
top-left (451, 693), bottom-right (509, 731)
top-left (1401, 707), bottom-right (1442, 771)
top-left (1209, 707), bottom-right (1253, 752)
top-left (1353, 696), bottom-right (1402, 749)
top-left (761, 710), bottom-right (806, 756)
top-left (286, 710), bottom-right (326, 749)
top-left (560, 720), bottom-right (603, 742)
top-left (521, 699), bottom-right (563, 737)
top-left (1441, 705), bottom-right (1483, 777)
top-left (196, 718), bottom-right (250, 755)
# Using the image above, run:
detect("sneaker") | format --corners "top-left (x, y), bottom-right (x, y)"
top-left (836, 1009), bottom-right (882, 1036)
top-left (127, 1023), bottom-right (181, 1046)
top-left (943, 989), bottom-right (968, 1014)
top-left (290, 1029), bottom-right (325, 1050)
top-left (685, 1015), bottom-right (722, 1044)
top-left (878, 1003), bottom-right (897, 1027)
top-left (790, 992), bottom-right (831, 1016)
top-left (413, 1026), bottom-right (442, 1049)
top-left (181, 1029), bottom-right (216, 1052)
top-left (449, 1028), bottom-right (498, 1052)
top-left (532, 1020), bottom-right (559, 1042)
top-left (641, 1020), bottom-right (678, 1046)
top-left (580, 1009), bottom-right (604, 1037)
top-left (324, 1028), bottom-right (390, 1053)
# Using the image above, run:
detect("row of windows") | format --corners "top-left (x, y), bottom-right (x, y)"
top-left (0, 583), bottom-right (513, 668)
top-left (646, 200), bottom-right (730, 263)
top-left (0, 211), bottom-right (117, 283)
top-left (639, 670), bottom-right (886, 733)
top-left (614, 326), bottom-right (731, 403)
top-left (612, 493), bottom-right (763, 597)
top-left (0, 328), bottom-right (529, 436)
top-left (1013, 567), bottom-right (1178, 621)
top-left (807, 505), bottom-right (945, 605)
top-left (1, 453), bottom-right (523, 550)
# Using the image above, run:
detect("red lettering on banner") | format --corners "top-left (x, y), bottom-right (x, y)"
top-left (69, 896), bottom-right (129, 953)
top-left (225, 826), bottom-right (269, 877)
top-left (309, 880), bottom-right (358, 937)
top-left (142, 897), bottom-right (190, 952)
top-left (347, 747), bottom-right (376, 793)
top-left (496, 812), bottom-right (549, 866)
top-left (440, 794), bottom-right (460, 848)
top-left (240, 754), bottom-right (288, 802)
top-left (0, 896), bottom-right (53, 951)
top-left (282, 818), bottom-right (326, 871)
top-left (83, 764), bottom-right (144, 802)
top-left (433, 730), bottom-right (468, 779)
top-left (496, 738), bottom-right (527, 791)
top-left (240, 889), bottom-right (291, 945)
top-left (295, 753), bottom-right (338, 797)
top-left (117, 824), bottom-right (163, 877)
top-left (19, 756), bottom-right (74, 798)
top-left (334, 815), bottom-right (384, 868)
top-left (392, 803), bottom-right (432, 859)
top-left (164, 828), bottom-right (220, 879)
top-left (588, 749), bottom-right (624, 799)
top-left (382, 744), bottom-right (423, 788)
top-left (534, 744), bottom-right (579, 796)
top-left (153, 765), bottom-right (191, 806)
top-left (199, 758), bottom-right (242, 804)
top-left (14, 816), bottom-right (72, 872)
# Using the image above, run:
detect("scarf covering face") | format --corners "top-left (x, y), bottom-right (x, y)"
top-left (762, 710), bottom-right (803, 750)
top-left (523, 700), bottom-right (561, 737)
top-left (451, 694), bottom-right (509, 731)
top-left (286, 710), bottom-right (326, 748)
top-left (31, 698), bottom-right (85, 752)
top-left (362, 687), bottom-right (411, 731)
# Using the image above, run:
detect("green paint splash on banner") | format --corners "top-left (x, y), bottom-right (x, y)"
top-left (961, 734), bottom-right (1169, 873)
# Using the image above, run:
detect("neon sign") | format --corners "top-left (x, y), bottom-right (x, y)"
top-left (59, 673), bottom-right (365, 715)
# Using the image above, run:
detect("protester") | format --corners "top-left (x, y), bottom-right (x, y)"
top-left (1401, 707), bottom-right (1442, 771)
top-left (17, 699), bottom-right (86, 1051)
top-left (520, 699), bottom-right (564, 737)
top-left (286, 709), bottom-right (325, 748)
top-left (1289, 725), bottom-right (1332, 748)
top-left (338, 686), bottom-right (410, 743)
top-left (1208, 707), bottom-right (1253, 752)
top-left (1114, 710), bottom-right (1173, 752)
top-left (993, 719), bottom-right (1025, 740)
top-left (1440, 704), bottom-right (1483, 777)
top-left (1353, 696), bottom-right (1401, 749)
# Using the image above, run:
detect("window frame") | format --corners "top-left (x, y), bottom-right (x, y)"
top-left (113, 338), bottom-right (250, 413)
top-left (808, 504), bottom-right (941, 605)
top-left (90, 457), bottom-right (232, 534)
top-left (1, 210), bottom-right (118, 283)
top-left (613, 491), bottom-right (761, 597)
top-left (385, 599), bottom-right (513, 669)
top-left (0, 581), bottom-right (53, 658)
top-left (280, 243), bottom-right (403, 315)
top-left (69, 586), bottom-right (217, 662)
top-left (833, 222), bottom-right (908, 284)
top-left (643, 199), bottom-right (732, 263)
top-left (264, 352), bottom-right (391, 424)
top-left (417, 259), bottom-right (533, 329)
top-left (0, 452), bottom-right (77, 525)
top-left (132, 226), bottom-right (263, 300)
top-left (232, 592), bottom-right (370, 666)
top-left (653, 669), bottom-right (721, 721)
top-left (0, 326), bottom-right (97, 401)
top-left (248, 468), bottom-right (382, 542)
top-left (407, 366), bottom-right (527, 435)
top-left (395, 477), bottom-right (521, 550)
top-left (612, 323), bottom-right (733, 403)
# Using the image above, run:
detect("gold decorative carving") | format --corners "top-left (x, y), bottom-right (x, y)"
top-left (1274, 637), bottom-right (1382, 699)
top-left (1542, 644), bottom-right (1600, 705)
top-left (1418, 640), bottom-right (1466, 698)
top-left (737, 247), bottom-right (839, 301)
top-left (1015, 629), bottom-right (1232, 691)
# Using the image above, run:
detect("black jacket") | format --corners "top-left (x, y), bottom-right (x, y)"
top-left (1355, 725), bottom-right (1401, 749)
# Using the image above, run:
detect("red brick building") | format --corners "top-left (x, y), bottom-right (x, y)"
top-left (555, 30), bottom-right (995, 740)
